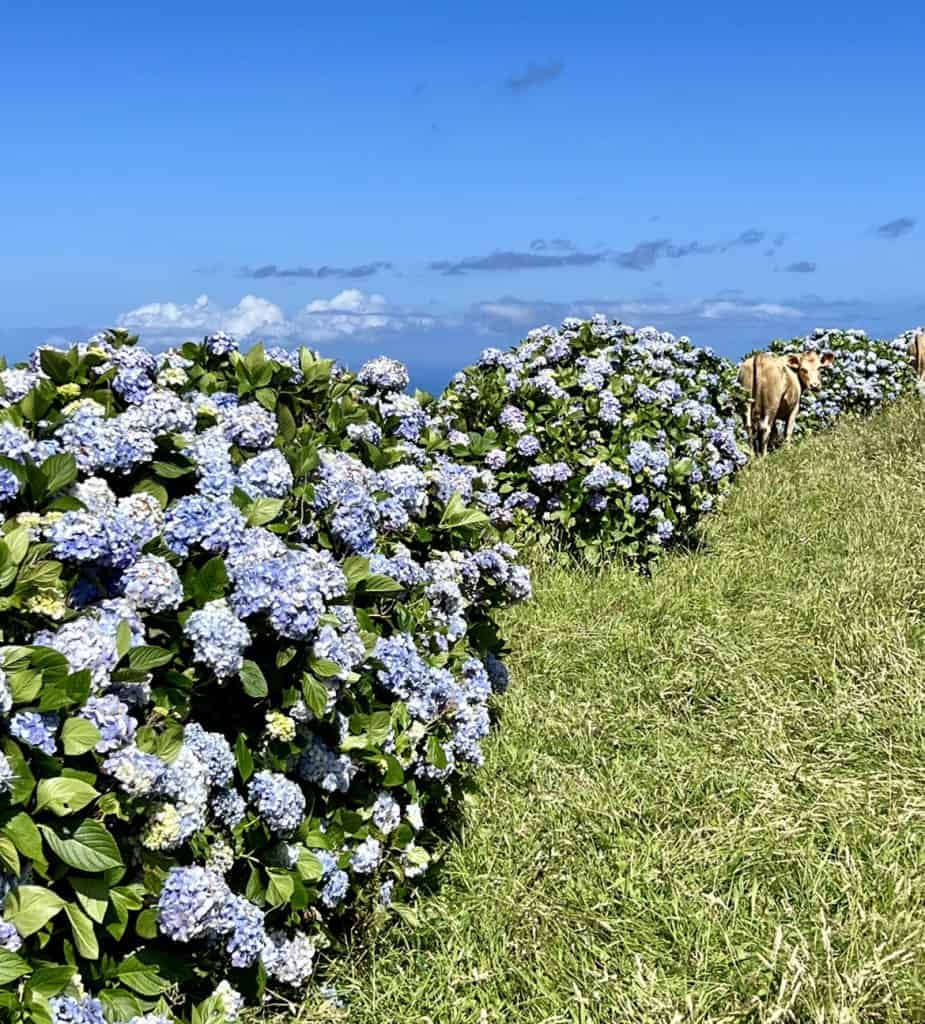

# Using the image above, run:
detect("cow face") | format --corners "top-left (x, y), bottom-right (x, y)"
top-left (786, 350), bottom-right (834, 391)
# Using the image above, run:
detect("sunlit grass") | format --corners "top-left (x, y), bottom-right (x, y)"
top-left (283, 399), bottom-right (925, 1023)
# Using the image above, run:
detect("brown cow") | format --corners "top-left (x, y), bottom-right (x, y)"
top-left (907, 332), bottom-right (925, 380)
top-left (737, 349), bottom-right (834, 455)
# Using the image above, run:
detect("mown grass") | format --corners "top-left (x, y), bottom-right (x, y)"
top-left (288, 399), bottom-right (925, 1024)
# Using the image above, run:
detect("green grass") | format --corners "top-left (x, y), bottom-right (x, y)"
top-left (290, 399), bottom-right (925, 1024)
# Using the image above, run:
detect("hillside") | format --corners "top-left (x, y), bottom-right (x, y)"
top-left (310, 399), bottom-right (925, 1023)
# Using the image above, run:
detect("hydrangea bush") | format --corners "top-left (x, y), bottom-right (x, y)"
top-left (437, 316), bottom-right (748, 565)
top-left (766, 328), bottom-right (916, 434)
top-left (0, 332), bottom-right (529, 1022)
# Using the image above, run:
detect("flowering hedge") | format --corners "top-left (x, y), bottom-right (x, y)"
top-left (0, 332), bottom-right (529, 1023)
top-left (766, 328), bottom-right (916, 434)
top-left (437, 316), bottom-right (748, 565)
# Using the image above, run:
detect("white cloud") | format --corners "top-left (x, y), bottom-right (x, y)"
top-left (116, 290), bottom-right (436, 345)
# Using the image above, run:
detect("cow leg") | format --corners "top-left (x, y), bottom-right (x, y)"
top-left (756, 415), bottom-right (772, 456)
top-left (783, 407), bottom-right (799, 445)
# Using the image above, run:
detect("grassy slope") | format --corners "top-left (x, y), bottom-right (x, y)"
top-left (300, 400), bottom-right (925, 1024)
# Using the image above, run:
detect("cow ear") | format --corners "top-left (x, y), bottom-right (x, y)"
top-left (821, 351), bottom-right (835, 366)
top-left (786, 354), bottom-right (802, 369)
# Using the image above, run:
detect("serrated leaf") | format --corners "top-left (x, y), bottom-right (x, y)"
top-left (152, 460), bottom-right (193, 479)
top-left (265, 869), bottom-right (295, 907)
top-left (302, 676), bottom-right (329, 720)
top-left (0, 836), bottom-right (19, 874)
top-left (0, 949), bottom-right (32, 985)
top-left (22, 964), bottom-right (73, 997)
top-left (240, 659), bottom-right (268, 699)
top-left (2, 812), bottom-right (45, 870)
top-left (61, 718), bottom-right (101, 756)
top-left (342, 555), bottom-right (370, 589)
top-left (40, 453), bottom-right (78, 495)
top-left (64, 901), bottom-right (99, 958)
top-left (3, 526), bottom-right (31, 566)
top-left (116, 954), bottom-right (173, 996)
top-left (127, 645), bottom-right (174, 671)
top-left (361, 574), bottom-right (405, 594)
top-left (4, 885), bottom-right (65, 937)
top-left (69, 875), bottom-right (109, 923)
top-left (246, 497), bottom-right (284, 527)
top-left (235, 734), bottom-right (254, 782)
top-left (39, 820), bottom-right (123, 872)
top-left (35, 778), bottom-right (99, 817)
top-left (116, 620), bottom-right (133, 659)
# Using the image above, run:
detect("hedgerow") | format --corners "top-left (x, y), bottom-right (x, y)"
top-left (0, 332), bottom-right (529, 1023)
top-left (437, 316), bottom-right (748, 565)
top-left (767, 328), bottom-right (916, 433)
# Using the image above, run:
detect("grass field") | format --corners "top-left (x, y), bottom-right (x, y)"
top-left (290, 399), bottom-right (925, 1024)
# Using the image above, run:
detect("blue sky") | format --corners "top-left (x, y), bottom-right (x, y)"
top-left (3, 0), bottom-right (923, 391)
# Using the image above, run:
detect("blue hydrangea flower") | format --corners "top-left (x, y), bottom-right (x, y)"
top-left (9, 711), bottom-right (58, 754)
top-left (248, 771), bottom-right (305, 834)
top-left (184, 600), bottom-right (251, 679)
top-left (79, 695), bottom-right (137, 753)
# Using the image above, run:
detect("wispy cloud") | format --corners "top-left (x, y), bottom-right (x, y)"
top-left (433, 228), bottom-right (768, 275)
top-left (505, 60), bottom-right (564, 94)
top-left (430, 249), bottom-right (606, 275)
top-left (876, 216), bottom-right (916, 239)
top-left (778, 261), bottom-right (817, 273)
top-left (116, 290), bottom-right (436, 345)
top-left (243, 261), bottom-right (392, 280)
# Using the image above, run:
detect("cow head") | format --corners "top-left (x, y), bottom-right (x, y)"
top-left (786, 350), bottom-right (834, 391)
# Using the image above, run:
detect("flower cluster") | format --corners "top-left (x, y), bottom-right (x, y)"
top-left (0, 330), bottom-right (528, 1021)
top-left (439, 316), bottom-right (748, 564)
top-left (767, 328), bottom-right (917, 434)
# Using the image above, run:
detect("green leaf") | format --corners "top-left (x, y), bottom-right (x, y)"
top-left (265, 869), bottom-right (295, 907)
top-left (426, 734), bottom-right (448, 770)
top-left (135, 907), bottom-right (158, 939)
top-left (0, 837), bottom-right (19, 875)
top-left (64, 901), bottom-right (99, 958)
top-left (127, 645), bottom-right (174, 671)
top-left (4, 885), bottom-right (66, 937)
top-left (40, 453), bottom-right (78, 495)
top-left (310, 658), bottom-right (345, 678)
top-left (361, 574), bottom-right (405, 594)
top-left (61, 718), bottom-right (101, 756)
top-left (438, 491), bottom-right (490, 531)
top-left (3, 812), bottom-right (45, 870)
top-left (116, 620), bottom-right (133, 659)
top-left (3, 526), bottom-right (31, 566)
top-left (234, 733), bottom-right (254, 782)
top-left (69, 875), bottom-right (109, 923)
top-left (255, 386), bottom-right (277, 411)
top-left (2, 740), bottom-right (35, 805)
top-left (35, 778), bottom-right (99, 817)
top-left (0, 949), bottom-right (32, 985)
top-left (240, 659), bottom-right (268, 699)
top-left (246, 497), bottom-right (284, 527)
top-left (194, 556), bottom-right (228, 602)
top-left (152, 460), bottom-right (193, 479)
top-left (302, 676), bottom-right (329, 720)
top-left (39, 820), bottom-right (123, 872)
top-left (382, 753), bottom-right (405, 787)
top-left (277, 403), bottom-right (297, 443)
top-left (116, 953), bottom-right (177, 996)
top-left (296, 849), bottom-right (324, 882)
top-left (22, 965), bottom-right (73, 997)
top-left (342, 555), bottom-right (370, 589)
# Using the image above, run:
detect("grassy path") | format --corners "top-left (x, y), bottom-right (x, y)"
top-left (305, 400), bottom-right (925, 1024)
